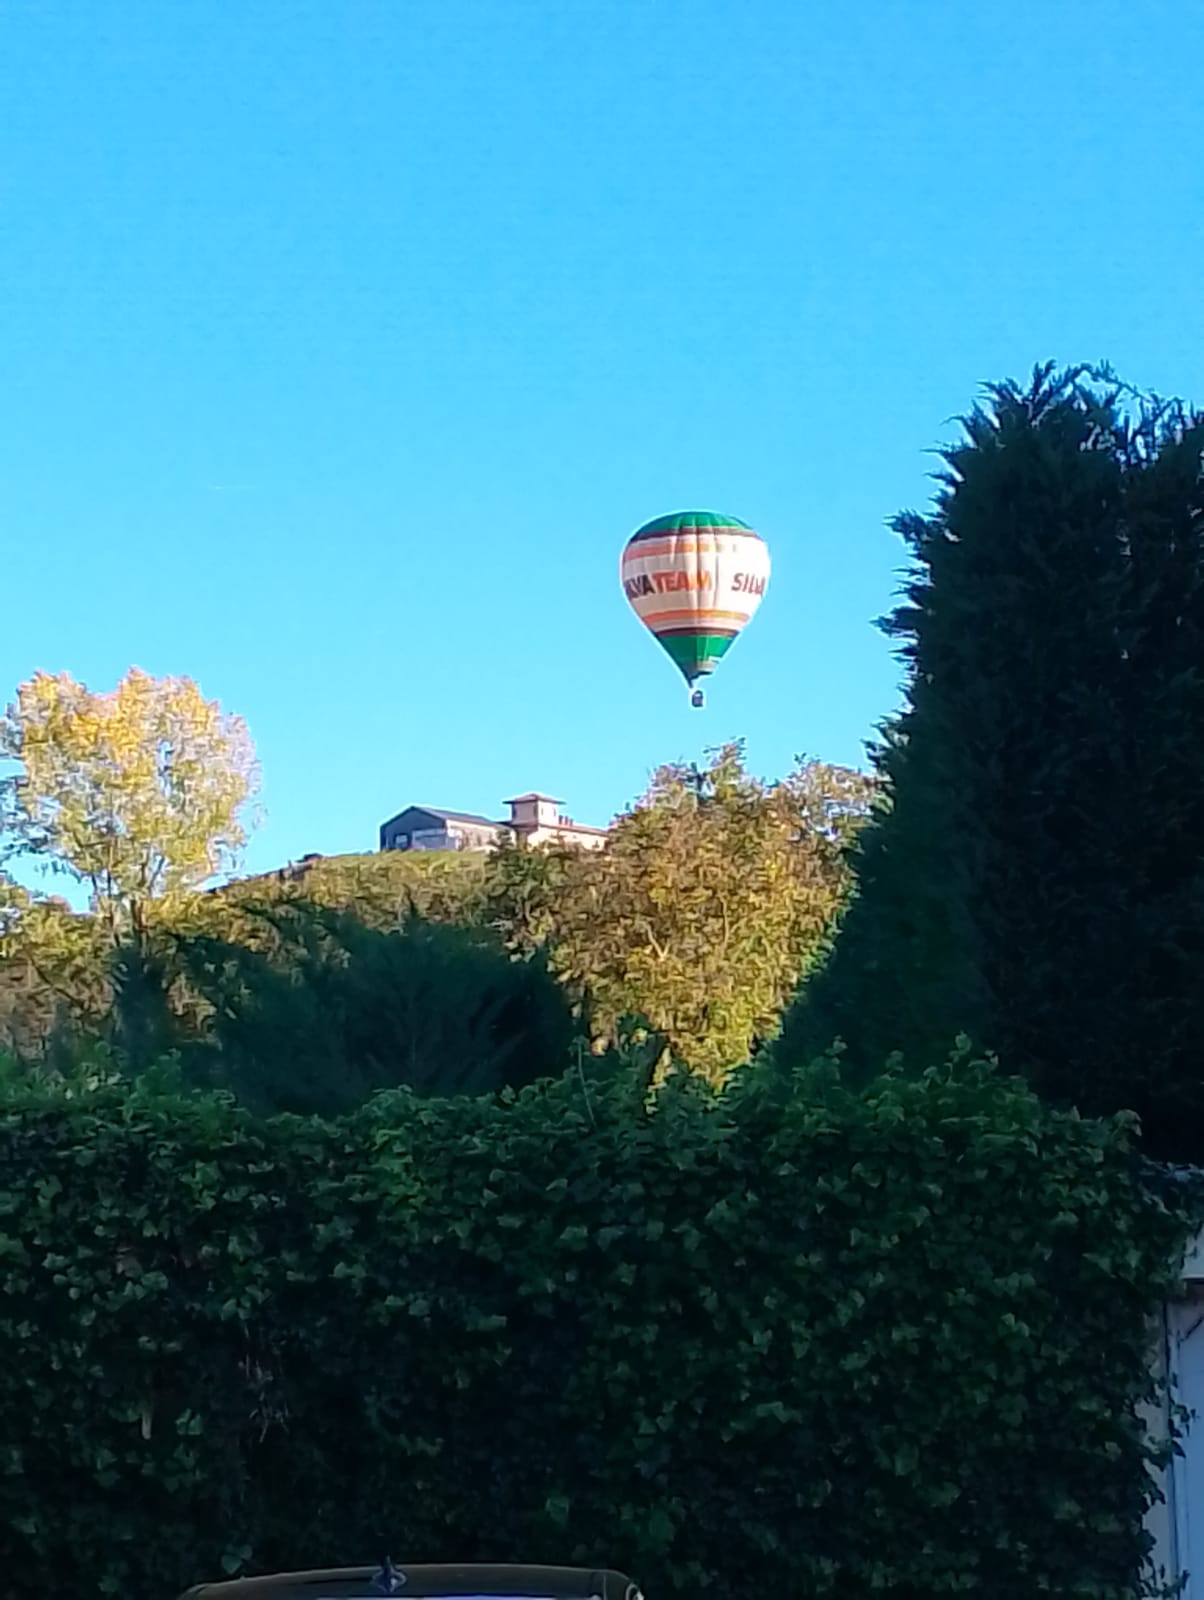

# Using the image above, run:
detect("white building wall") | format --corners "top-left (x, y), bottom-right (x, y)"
top-left (1147, 1231), bottom-right (1204, 1596)
top-left (523, 822), bottom-right (608, 851)
top-left (448, 822), bottom-right (505, 850)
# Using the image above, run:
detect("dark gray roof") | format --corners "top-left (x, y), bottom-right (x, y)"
top-left (380, 804), bottom-right (503, 832)
top-left (423, 807), bottom-right (505, 828)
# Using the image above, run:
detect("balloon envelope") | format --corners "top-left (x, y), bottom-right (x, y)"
top-left (619, 510), bottom-right (770, 688)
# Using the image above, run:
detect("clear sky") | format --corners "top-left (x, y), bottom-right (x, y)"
top-left (3, 0), bottom-right (1202, 885)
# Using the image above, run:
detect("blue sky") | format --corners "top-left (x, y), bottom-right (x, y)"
top-left (3, 0), bottom-right (1202, 886)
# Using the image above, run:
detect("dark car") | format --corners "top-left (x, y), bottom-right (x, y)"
top-left (176, 1563), bottom-right (642, 1600)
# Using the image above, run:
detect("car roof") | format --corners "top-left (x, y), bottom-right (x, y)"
top-left (179, 1564), bottom-right (641, 1600)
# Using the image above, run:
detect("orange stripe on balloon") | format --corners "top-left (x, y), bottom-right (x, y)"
top-left (624, 531), bottom-right (755, 550)
top-left (624, 537), bottom-right (756, 559)
top-left (642, 608), bottom-right (753, 627)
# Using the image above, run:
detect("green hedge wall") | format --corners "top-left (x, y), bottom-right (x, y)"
top-left (0, 1058), bottom-right (1193, 1597)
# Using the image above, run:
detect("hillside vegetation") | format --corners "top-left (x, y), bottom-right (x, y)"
top-left (2, 743), bottom-right (871, 1107)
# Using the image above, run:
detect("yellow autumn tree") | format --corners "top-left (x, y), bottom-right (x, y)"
top-left (0, 668), bottom-right (260, 943)
top-left (0, 876), bottom-right (112, 1059)
top-left (546, 742), bottom-right (875, 1085)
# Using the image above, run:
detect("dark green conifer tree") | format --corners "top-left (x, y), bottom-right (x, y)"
top-left (777, 365), bottom-right (1204, 1160)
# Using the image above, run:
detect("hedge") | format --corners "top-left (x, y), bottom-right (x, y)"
top-left (0, 1056), bottom-right (1194, 1597)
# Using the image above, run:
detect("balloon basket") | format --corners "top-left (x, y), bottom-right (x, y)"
top-left (690, 688), bottom-right (705, 709)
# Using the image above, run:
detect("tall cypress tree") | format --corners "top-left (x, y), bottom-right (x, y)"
top-left (776, 365), bottom-right (1204, 1160)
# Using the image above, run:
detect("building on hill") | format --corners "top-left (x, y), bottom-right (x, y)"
top-left (504, 793), bottom-right (608, 849)
top-left (379, 792), bottom-right (607, 854)
top-left (379, 806), bottom-right (501, 854)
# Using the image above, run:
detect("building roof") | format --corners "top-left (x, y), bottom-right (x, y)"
top-left (423, 807), bottom-right (505, 827)
top-left (380, 797), bottom-right (607, 842)
top-left (380, 805), bottom-right (502, 831)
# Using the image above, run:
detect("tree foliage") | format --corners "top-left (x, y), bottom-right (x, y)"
top-left (537, 743), bottom-right (873, 1082)
top-left (211, 848), bottom-right (488, 932)
top-left (0, 679), bottom-right (867, 1095)
top-left (0, 667), bottom-right (260, 942)
top-left (110, 902), bottom-right (577, 1114)
top-left (0, 1054), bottom-right (1191, 1598)
top-left (481, 832), bottom-right (583, 958)
top-left (0, 877), bottom-right (112, 1063)
top-left (776, 364), bottom-right (1204, 1159)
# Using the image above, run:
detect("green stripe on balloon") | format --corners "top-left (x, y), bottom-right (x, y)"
top-left (655, 630), bottom-right (739, 682)
top-left (632, 510), bottom-right (752, 540)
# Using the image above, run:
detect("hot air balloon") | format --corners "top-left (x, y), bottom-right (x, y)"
top-left (620, 511), bottom-right (770, 706)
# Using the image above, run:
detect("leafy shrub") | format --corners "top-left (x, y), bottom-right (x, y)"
top-left (0, 851), bottom-right (488, 1065)
top-left (112, 902), bottom-right (578, 1113)
top-left (208, 848), bottom-right (489, 932)
top-left (0, 1055), bottom-right (1193, 1597)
